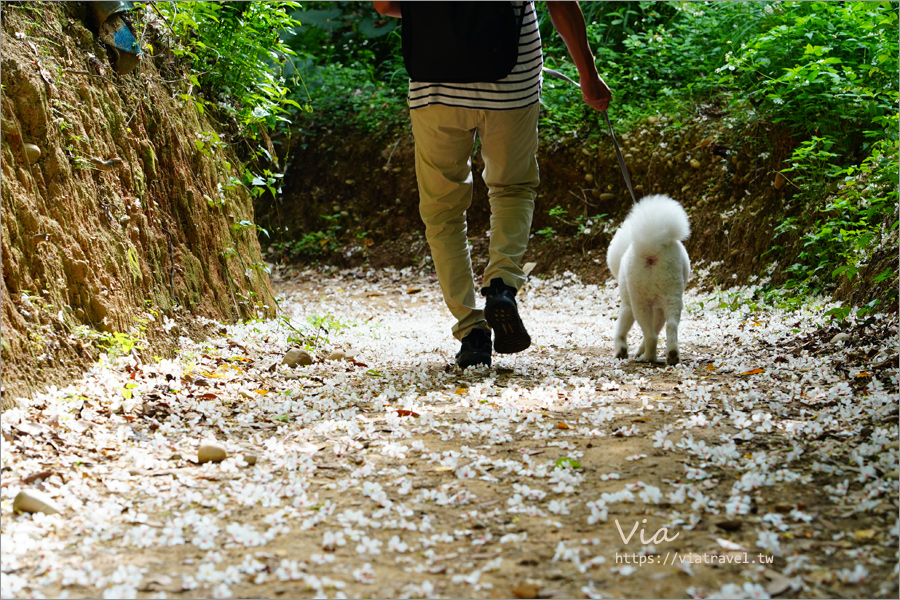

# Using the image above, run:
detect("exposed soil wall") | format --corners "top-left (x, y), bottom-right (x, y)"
top-left (1, 3), bottom-right (275, 406)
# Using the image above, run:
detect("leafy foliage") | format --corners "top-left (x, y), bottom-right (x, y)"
top-left (268, 213), bottom-right (345, 262)
top-left (539, 1), bottom-right (898, 311)
top-left (773, 134), bottom-right (899, 306)
top-left (717, 1), bottom-right (897, 144)
top-left (279, 2), bottom-right (407, 133)
top-left (153, 1), bottom-right (306, 132)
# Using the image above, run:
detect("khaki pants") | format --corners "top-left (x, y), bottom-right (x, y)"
top-left (410, 103), bottom-right (540, 340)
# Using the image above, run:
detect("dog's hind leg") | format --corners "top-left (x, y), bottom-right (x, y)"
top-left (665, 302), bottom-right (683, 365)
top-left (634, 306), bottom-right (659, 362)
top-left (613, 302), bottom-right (634, 359)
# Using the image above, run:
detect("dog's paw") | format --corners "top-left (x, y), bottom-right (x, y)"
top-left (614, 347), bottom-right (628, 359)
top-left (666, 349), bottom-right (679, 365)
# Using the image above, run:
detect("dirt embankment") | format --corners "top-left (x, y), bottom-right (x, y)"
top-left (1, 3), bottom-right (274, 406)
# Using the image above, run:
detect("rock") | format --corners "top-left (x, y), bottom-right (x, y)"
top-left (197, 441), bottom-right (227, 464)
top-left (830, 332), bottom-right (851, 344)
top-left (646, 115), bottom-right (658, 125)
top-left (89, 296), bottom-right (109, 322)
top-left (13, 489), bottom-right (62, 515)
top-left (282, 348), bottom-right (313, 367)
top-left (584, 173), bottom-right (594, 183)
top-left (511, 583), bottom-right (541, 599)
top-left (327, 350), bottom-right (347, 361)
top-left (774, 172), bottom-right (786, 189)
top-left (243, 453), bottom-right (258, 466)
top-left (689, 158), bottom-right (701, 169)
top-left (23, 143), bottom-right (41, 164)
top-left (70, 260), bottom-right (89, 284)
top-left (598, 193), bottom-right (615, 202)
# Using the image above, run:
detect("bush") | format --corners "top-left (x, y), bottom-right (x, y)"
top-left (279, 2), bottom-right (407, 133)
top-left (538, 1), bottom-right (765, 133)
top-left (153, 1), bottom-right (306, 133)
top-left (717, 1), bottom-right (898, 147)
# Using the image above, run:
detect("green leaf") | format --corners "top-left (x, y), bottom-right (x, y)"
top-left (554, 457), bottom-right (582, 470)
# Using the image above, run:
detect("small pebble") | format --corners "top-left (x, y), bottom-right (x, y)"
top-left (13, 489), bottom-right (61, 515)
top-left (23, 143), bottom-right (41, 164)
top-left (282, 348), bottom-right (313, 367)
top-left (197, 441), bottom-right (227, 464)
top-left (774, 172), bottom-right (786, 189)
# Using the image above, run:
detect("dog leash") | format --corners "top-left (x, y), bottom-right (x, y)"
top-left (543, 67), bottom-right (638, 205)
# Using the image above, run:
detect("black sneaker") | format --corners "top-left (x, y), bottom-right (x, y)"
top-left (455, 328), bottom-right (492, 369)
top-left (482, 278), bottom-right (531, 354)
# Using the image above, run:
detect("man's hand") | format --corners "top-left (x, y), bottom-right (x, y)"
top-left (580, 71), bottom-right (612, 111)
top-left (373, 1), bottom-right (401, 18)
top-left (547, 1), bottom-right (612, 111)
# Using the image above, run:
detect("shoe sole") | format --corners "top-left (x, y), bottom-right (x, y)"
top-left (456, 353), bottom-right (491, 369)
top-left (485, 304), bottom-right (531, 354)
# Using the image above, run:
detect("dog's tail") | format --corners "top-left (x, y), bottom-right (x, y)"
top-left (629, 194), bottom-right (690, 248)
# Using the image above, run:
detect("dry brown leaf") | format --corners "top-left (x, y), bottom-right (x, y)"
top-left (763, 568), bottom-right (794, 597)
top-left (21, 470), bottom-right (56, 485)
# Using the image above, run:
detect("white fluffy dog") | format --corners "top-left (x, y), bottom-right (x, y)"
top-left (606, 195), bottom-right (691, 365)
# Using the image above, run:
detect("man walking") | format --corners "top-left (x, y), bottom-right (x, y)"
top-left (374, 1), bottom-right (611, 368)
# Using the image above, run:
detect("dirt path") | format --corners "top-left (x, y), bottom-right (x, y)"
top-left (2, 266), bottom-right (898, 599)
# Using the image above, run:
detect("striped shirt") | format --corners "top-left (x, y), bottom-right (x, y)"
top-left (408, 1), bottom-right (542, 111)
